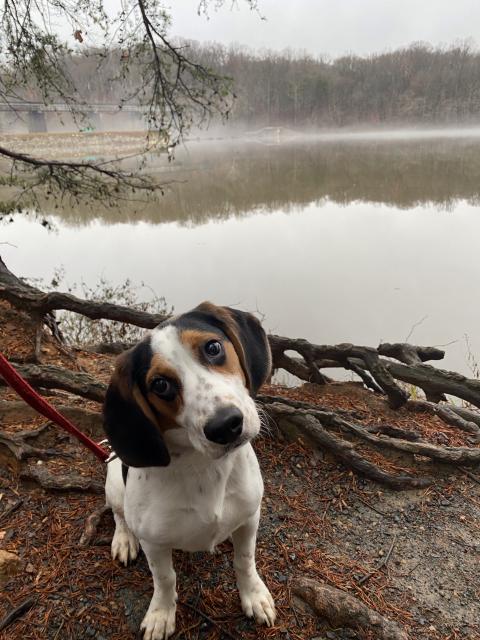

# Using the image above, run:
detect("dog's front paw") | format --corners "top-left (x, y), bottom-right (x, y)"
top-left (111, 528), bottom-right (139, 566)
top-left (239, 578), bottom-right (276, 627)
top-left (140, 606), bottom-right (176, 640)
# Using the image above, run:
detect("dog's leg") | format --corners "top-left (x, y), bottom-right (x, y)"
top-left (106, 460), bottom-right (139, 566)
top-left (140, 541), bottom-right (177, 640)
top-left (232, 510), bottom-right (276, 627)
top-left (111, 510), bottom-right (139, 566)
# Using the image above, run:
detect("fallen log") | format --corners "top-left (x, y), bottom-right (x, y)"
top-left (292, 576), bottom-right (409, 640)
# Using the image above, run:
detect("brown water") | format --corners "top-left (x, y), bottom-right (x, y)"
top-left (3, 134), bottom-right (480, 376)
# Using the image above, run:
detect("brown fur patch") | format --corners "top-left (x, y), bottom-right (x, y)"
top-left (111, 350), bottom-right (133, 400)
top-left (193, 302), bottom-right (252, 388)
top-left (147, 393), bottom-right (182, 431)
top-left (145, 353), bottom-right (183, 431)
top-left (180, 328), bottom-right (246, 384)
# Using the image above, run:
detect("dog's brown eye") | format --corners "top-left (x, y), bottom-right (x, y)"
top-left (151, 377), bottom-right (175, 400)
top-left (204, 340), bottom-right (224, 360)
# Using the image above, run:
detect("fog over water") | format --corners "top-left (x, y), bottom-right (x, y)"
top-left (3, 133), bottom-right (480, 378)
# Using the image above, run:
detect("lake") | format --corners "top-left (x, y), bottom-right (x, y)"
top-left (3, 132), bottom-right (480, 377)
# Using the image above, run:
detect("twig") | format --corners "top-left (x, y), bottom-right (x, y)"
top-left (79, 505), bottom-right (109, 546)
top-left (460, 466), bottom-right (480, 486)
top-left (0, 497), bottom-right (23, 524)
top-left (0, 597), bottom-right (36, 632)
top-left (355, 494), bottom-right (390, 517)
top-left (357, 535), bottom-right (397, 586)
top-left (180, 601), bottom-right (240, 640)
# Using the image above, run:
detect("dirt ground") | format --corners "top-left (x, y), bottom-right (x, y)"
top-left (1, 302), bottom-right (479, 640)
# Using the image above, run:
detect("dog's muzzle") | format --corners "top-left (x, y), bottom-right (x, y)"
top-left (204, 405), bottom-right (243, 445)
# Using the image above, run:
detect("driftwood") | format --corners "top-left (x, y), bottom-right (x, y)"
top-left (292, 576), bottom-right (409, 640)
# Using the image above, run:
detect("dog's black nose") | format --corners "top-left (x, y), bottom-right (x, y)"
top-left (204, 406), bottom-right (244, 444)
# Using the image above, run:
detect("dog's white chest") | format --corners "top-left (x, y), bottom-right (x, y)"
top-left (123, 445), bottom-right (263, 552)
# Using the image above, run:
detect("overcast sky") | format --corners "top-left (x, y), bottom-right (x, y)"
top-left (166, 0), bottom-right (479, 58)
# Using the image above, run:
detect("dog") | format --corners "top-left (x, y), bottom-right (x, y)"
top-left (103, 302), bottom-right (276, 640)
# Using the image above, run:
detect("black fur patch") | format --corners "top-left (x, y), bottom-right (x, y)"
top-left (103, 339), bottom-right (171, 468)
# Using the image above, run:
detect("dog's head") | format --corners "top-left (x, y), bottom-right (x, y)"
top-left (103, 302), bottom-right (271, 467)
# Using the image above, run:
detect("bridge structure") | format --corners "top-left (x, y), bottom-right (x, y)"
top-left (0, 102), bottom-right (147, 133)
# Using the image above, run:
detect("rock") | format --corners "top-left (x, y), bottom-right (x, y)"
top-left (0, 549), bottom-right (22, 586)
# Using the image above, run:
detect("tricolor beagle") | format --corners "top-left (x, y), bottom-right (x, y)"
top-left (103, 302), bottom-right (276, 640)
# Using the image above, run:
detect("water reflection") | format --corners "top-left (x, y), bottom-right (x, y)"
top-left (30, 137), bottom-right (480, 226)
top-left (3, 137), bottom-right (480, 378)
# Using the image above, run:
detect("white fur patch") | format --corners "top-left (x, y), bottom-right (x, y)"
top-left (149, 326), bottom-right (260, 457)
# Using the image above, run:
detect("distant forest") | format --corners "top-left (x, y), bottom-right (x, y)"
top-left (19, 41), bottom-right (480, 128)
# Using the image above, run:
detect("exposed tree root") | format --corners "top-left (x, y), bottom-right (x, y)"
top-left (20, 466), bottom-right (104, 493)
top-left (266, 403), bottom-right (433, 489)
top-left (407, 399), bottom-right (480, 441)
top-left (3, 256), bottom-right (480, 492)
top-left (0, 424), bottom-right (72, 461)
top-left (0, 363), bottom-right (107, 402)
top-left (0, 400), bottom-right (103, 437)
top-left (292, 576), bottom-right (409, 640)
top-left (0, 256), bottom-right (168, 330)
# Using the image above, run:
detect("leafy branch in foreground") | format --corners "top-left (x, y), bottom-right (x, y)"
top-left (0, 142), bottom-right (163, 216)
top-left (0, 0), bottom-right (256, 210)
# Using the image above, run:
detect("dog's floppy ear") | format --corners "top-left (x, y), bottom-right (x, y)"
top-left (194, 302), bottom-right (271, 396)
top-left (103, 340), bottom-right (170, 467)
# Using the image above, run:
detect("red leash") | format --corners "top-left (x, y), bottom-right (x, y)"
top-left (0, 352), bottom-right (109, 462)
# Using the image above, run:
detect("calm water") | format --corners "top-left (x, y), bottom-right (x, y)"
top-left (3, 135), bottom-right (480, 376)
